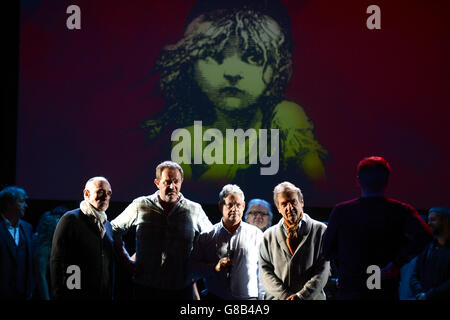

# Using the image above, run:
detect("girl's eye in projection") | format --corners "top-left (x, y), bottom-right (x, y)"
top-left (206, 52), bottom-right (224, 64)
top-left (242, 49), bottom-right (264, 66)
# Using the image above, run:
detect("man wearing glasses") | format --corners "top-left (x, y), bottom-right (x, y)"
top-left (244, 199), bottom-right (273, 232)
top-left (189, 184), bottom-right (265, 300)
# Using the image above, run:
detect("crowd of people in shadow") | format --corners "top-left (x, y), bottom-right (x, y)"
top-left (0, 157), bottom-right (448, 300)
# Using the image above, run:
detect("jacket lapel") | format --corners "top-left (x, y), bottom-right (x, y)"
top-left (19, 221), bottom-right (33, 264)
top-left (19, 221), bottom-right (34, 298)
top-left (275, 219), bottom-right (292, 257)
top-left (0, 219), bottom-right (18, 261)
top-left (293, 213), bottom-right (312, 256)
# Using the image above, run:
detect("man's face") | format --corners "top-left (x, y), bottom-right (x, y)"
top-left (8, 195), bottom-right (27, 218)
top-left (276, 192), bottom-right (304, 225)
top-left (246, 204), bottom-right (271, 230)
top-left (193, 34), bottom-right (274, 112)
top-left (428, 211), bottom-right (444, 236)
top-left (221, 193), bottom-right (245, 227)
top-left (84, 179), bottom-right (112, 211)
top-left (155, 168), bottom-right (183, 203)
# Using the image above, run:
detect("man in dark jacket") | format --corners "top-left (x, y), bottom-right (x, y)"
top-left (0, 186), bottom-right (35, 299)
top-left (50, 177), bottom-right (115, 299)
top-left (322, 156), bottom-right (432, 299)
top-left (411, 207), bottom-right (450, 300)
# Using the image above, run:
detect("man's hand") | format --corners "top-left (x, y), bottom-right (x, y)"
top-left (124, 256), bottom-right (137, 274)
top-left (115, 241), bottom-right (136, 275)
top-left (416, 292), bottom-right (427, 300)
top-left (286, 293), bottom-right (300, 300)
top-left (214, 257), bottom-right (233, 272)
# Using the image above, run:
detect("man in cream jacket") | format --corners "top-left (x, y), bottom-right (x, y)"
top-left (259, 181), bottom-right (330, 300)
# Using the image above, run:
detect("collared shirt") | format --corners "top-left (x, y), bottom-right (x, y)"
top-left (111, 191), bottom-right (213, 290)
top-left (1, 214), bottom-right (20, 246)
top-left (190, 220), bottom-right (264, 299)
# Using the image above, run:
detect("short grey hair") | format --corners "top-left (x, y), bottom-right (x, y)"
top-left (273, 181), bottom-right (303, 208)
top-left (84, 176), bottom-right (110, 190)
top-left (156, 161), bottom-right (184, 180)
top-left (218, 184), bottom-right (245, 204)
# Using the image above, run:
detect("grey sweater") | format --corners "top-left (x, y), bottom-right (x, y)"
top-left (259, 213), bottom-right (330, 300)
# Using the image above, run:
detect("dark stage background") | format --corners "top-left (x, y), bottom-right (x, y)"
top-left (2, 0), bottom-right (450, 228)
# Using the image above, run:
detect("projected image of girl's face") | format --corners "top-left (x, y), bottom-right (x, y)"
top-left (194, 35), bottom-right (274, 112)
top-left (146, 8), bottom-right (328, 184)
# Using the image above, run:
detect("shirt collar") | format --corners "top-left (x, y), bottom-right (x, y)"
top-left (220, 219), bottom-right (242, 235)
top-left (0, 214), bottom-right (16, 228)
top-left (154, 191), bottom-right (184, 212)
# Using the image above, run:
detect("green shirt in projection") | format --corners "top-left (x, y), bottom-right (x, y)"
top-left (143, 7), bottom-right (328, 184)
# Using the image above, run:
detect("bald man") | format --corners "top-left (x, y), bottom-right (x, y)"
top-left (50, 177), bottom-right (115, 300)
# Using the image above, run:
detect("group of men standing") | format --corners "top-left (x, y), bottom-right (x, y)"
top-left (47, 160), bottom-right (330, 300)
top-left (1, 157), bottom-right (448, 300)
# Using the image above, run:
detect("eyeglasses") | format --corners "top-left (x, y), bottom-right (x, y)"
top-left (224, 202), bottom-right (244, 210)
top-left (247, 211), bottom-right (270, 217)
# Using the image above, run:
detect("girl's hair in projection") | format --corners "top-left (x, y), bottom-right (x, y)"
top-left (142, 8), bottom-right (293, 141)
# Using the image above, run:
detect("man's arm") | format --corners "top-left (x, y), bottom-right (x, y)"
top-left (110, 201), bottom-right (139, 273)
top-left (394, 208), bottom-right (432, 267)
top-left (297, 256), bottom-right (331, 300)
top-left (424, 278), bottom-right (450, 300)
top-left (49, 214), bottom-right (73, 299)
top-left (196, 205), bottom-right (213, 234)
top-left (259, 236), bottom-right (293, 300)
top-left (34, 246), bottom-right (51, 300)
top-left (188, 232), bottom-right (217, 279)
top-left (321, 207), bottom-right (339, 262)
top-left (297, 224), bottom-right (331, 300)
top-left (255, 231), bottom-right (266, 300)
top-left (410, 247), bottom-right (426, 296)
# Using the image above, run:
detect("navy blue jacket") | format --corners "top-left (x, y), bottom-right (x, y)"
top-left (0, 218), bottom-right (35, 299)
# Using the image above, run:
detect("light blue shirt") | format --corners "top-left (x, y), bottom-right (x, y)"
top-left (1, 214), bottom-right (20, 246)
top-left (190, 220), bottom-right (264, 299)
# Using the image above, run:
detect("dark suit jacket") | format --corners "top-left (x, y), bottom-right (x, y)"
top-left (0, 218), bottom-right (35, 299)
top-left (50, 209), bottom-right (115, 300)
top-left (410, 238), bottom-right (450, 300)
